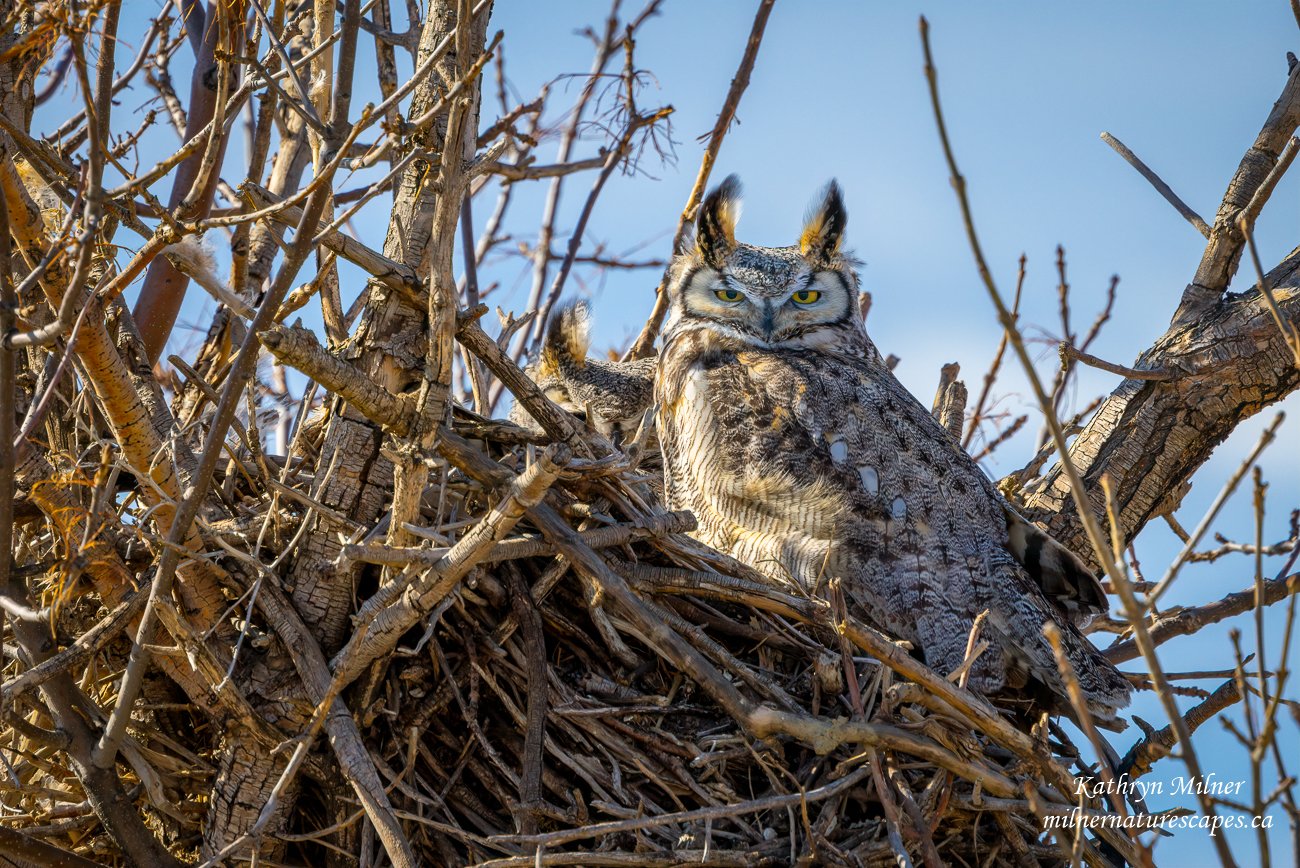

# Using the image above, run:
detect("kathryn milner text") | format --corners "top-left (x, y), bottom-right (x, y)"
top-left (1074, 774), bottom-right (1245, 800)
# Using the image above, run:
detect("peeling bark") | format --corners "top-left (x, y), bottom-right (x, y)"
top-left (1025, 61), bottom-right (1300, 558)
top-left (199, 2), bottom-right (494, 860)
top-left (1025, 246), bottom-right (1300, 557)
top-left (288, 0), bottom-right (491, 652)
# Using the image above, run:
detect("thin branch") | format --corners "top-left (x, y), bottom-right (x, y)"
top-left (1238, 215), bottom-right (1300, 368)
top-left (1059, 342), bottom-right (1172, 381)
top-left (624, 0), bottom-right (776, 360)
top-left (920, 18), bottom-right (1236, 863)
top-left (963, 254), bottom-right (1024, 449)
top-left (531, 105), bottom-right (674, 353)
top-left (1100, 131), bottom-right (1210, 237)
top-left (1118, 679), bottom-right (1243, 778)
top-left (1241, 135), bottom-right (1300, 231)
top-left (1147, 414), bottom-right (1283, 606)
top-left (500, 764), bottom-right (872, 848)
top-left (1106, 572), bottom-right (1300, 663)
top-left (1174, 58), bottom-right (1300, 324)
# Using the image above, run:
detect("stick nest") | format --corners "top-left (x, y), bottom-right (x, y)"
top-left (7, 400), bottom-right (1158, 867)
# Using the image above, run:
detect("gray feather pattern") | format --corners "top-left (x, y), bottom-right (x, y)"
top-left (530, 181), bottom-right (1132, 725)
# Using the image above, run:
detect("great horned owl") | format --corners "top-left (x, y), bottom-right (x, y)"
top-left (508, 303), bottom-right (656, 442)
top-left (532, 176), bottom-right (1132, 725)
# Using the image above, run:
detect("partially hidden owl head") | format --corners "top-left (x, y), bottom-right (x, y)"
top-left (666, 175), bottom-right (862, 347)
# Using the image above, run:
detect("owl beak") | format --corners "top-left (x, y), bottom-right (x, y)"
top-left (760, 303), bottom-right (776, 340)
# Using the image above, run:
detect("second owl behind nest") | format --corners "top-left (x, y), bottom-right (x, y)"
top-left (523, 175), bottom-right (1133, 728)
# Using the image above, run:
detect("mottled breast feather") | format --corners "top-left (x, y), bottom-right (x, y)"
top-left (655, 320), bottom-right (1132, 725)
top-left (532, 174), bottom-right (1131, 727)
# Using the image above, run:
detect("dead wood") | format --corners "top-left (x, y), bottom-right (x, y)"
top-left (0, 4), bottom-right (1296, 867)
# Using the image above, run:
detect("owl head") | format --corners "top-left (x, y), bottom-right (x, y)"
top-left (665, 175), bottom-right (862, 348)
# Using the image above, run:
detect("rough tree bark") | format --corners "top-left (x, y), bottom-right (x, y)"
top-left (200, 1), bottom-right (495, 860)
top-left (1024, 59), bottom-right (1300, 558)
top-left (288, 0), bottom-right (490, 654)
top-left (3, 4), bottom-right (1299, 866)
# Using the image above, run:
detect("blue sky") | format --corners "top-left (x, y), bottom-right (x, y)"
top-left (31, 1), bottom-right (1300, 863)
top-left (481, 6), bottom-right (1300, 862)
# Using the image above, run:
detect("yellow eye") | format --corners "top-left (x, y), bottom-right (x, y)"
top-left (714, 288), bottom-right (744, 302)
top-left (791, 289), bottom-right (822, 304)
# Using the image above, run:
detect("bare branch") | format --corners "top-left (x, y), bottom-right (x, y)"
top-left (1100, 131), bottom-right (1210, 237)
top-left (625, 0), bottom-right (777, 360)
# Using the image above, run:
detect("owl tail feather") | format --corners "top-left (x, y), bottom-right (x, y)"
top-left (533, 302), bottom-right (657, 440)
top-left (539, 300), bottom-right (591, 380)
top-left (1004, 507), bottom-right (1109, 628)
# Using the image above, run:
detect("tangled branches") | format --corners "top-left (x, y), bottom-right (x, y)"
top-left (0, 1), bottom-right (1298, 866)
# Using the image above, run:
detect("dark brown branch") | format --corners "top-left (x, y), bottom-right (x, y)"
top-left (1059, 342), bottom-right (1172, 381)
top-left (505, 561), bottom-right (548, 838)
top-left (0, 826), bottom-right (106, 868)
top-left (970, 414), bottom-right (1026, 462)
top-left (1118, 679), bottom-right (1243, 778)
top-left (132, 1), bottom-right (243, 361)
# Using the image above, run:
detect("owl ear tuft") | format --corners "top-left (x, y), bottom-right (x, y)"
top-left (799, 180), bottom-right (847, 263)
top-left (696, 175), bottom-right (742, 268)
